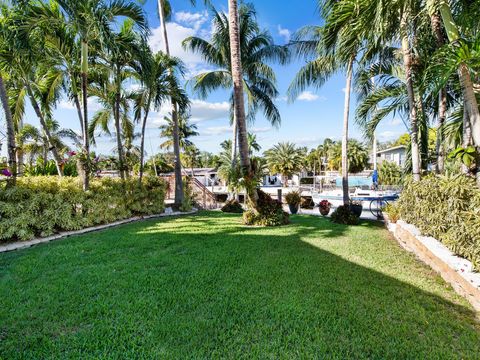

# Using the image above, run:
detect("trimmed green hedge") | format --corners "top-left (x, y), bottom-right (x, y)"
top-left (0, 176), bottom-right (167, 242)
top-left (397, 175), bottom-right (480, 271)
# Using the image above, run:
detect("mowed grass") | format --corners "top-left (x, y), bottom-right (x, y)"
top-left (1, 212), bottom-right (479, 359)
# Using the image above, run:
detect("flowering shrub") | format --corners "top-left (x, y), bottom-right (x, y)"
top-left (397, 174), bottom-right (480, 271)
top-left (0, 176), bottom-right (166, 242)
top-left (319, 200), bottom-right (331, 211)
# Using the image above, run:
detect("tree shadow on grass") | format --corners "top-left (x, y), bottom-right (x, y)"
top-left (1, 212), bottom-right (479, 359)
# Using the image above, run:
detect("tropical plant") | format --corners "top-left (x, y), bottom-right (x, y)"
top-left (329, 140), bottom-right (369, 174)
top-left (132, 48), bottom-right (189, 183)
top-left (159, 113), bottom-right (199, 150)
top-left (264, 142), bottom-right (305, 187)
top-left (183, 3), bottom-right (287, 170)
top-left (378, 161), bottom-right (403, 186)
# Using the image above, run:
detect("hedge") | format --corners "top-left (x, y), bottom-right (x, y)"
top-left (0, 176), bottom-right (167, 242)
top-left (397, 175), bottom-right (480, 271)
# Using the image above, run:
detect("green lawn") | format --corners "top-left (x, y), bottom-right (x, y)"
top-left (1, 212), bottom-right (479, 358)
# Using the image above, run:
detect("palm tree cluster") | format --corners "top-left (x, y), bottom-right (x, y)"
top-left (0, 0), bottom-right (192, 205)
top-left (289, 0), bottom-right (480, 204)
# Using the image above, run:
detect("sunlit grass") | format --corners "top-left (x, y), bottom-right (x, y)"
top-left (1, 211), bottom-right (479, 358)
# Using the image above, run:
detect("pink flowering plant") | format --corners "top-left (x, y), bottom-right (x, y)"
top-left (319, 200), bottom-right (331, 211)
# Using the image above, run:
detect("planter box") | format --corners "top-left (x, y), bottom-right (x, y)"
top-left (385, 219), bottom-right (480, 312)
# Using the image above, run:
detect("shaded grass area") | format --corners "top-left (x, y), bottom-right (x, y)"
top-left (1, 212), bottom-right (479, 358)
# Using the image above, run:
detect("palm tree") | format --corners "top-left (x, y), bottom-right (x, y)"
top-left (247, 133), bottom-right (261, 156)
top-left (183, 4), bottom-right (286, 170)
top-left (88, 73), bottom-right (135, 179)
top-left (427, 0), bottom-right (480, 149)
top-left (46, 0), bottom-right (147, 189)
top-left (0, 73), bottom-right (16, 185)
top-left (264, 142), bottom-right (305, 188)
top-left (329, 140), bottom-right (369, 174)
top-left (289, 0), bottom-right (371, 204)
top-left (132, 48), bottom-right (189, 183)
top-left (159, 113), bottom-right (199, 150)
top-left (155, 0), bottom-right (186, 207)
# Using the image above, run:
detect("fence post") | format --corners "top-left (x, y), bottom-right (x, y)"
top-left (277, 189), bottom-right (282, 203)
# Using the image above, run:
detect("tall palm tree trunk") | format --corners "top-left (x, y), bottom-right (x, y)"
top-left (430, 12), bottom-right (447, 174)
top-left (228, 0), bottom-right (255, 205)
top-left (138, 95), bottom-right (152, 185)
top-left (231, 113), bottom-right (238, 167)
top-left (158, 0), bottom-right (184, 206)
top-left (341, 56), bottom-right (354, 206)
top-left (0, 75), bottom-right (17, 186)
top-left (401, 14), bottom-right (421, 182)
top-left (114, 69), bottom-right (125, 180)
top-left (81, 40), bottom-right (90, 190)
top-left (25, 84), bottom-right (64, 177)
top-left (462, 100), bottom-right (472, 174)
top-left (435, 1), bottom-right (480, 185)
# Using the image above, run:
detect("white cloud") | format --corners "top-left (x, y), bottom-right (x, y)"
top-left (174, 11), bottom-right (208, 31)
top-left (297, 91), bottom-right (325, 102)
top-left (277, 25), bottom-right (291, 43)
top-left (190, 99), bottom-right (230, 122)
top-left (276, 95), bottom-right (288, 102)
top-left (378, 131), bottom-right (398, 140)
top-left (390, 118), bottom-right (402, 126)
top-left (251, 127), bottom-right (272, 134)
top-left (202, 125), bottom-right (232, 136)
top-left (58, 98), bottom-right (101, 112)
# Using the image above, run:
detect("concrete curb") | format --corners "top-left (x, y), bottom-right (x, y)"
top-left (385, 218), bottom-right (480, 312)
top-left (0, 209), bottom-right (198, 254)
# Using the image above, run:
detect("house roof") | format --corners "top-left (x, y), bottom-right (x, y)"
top-left (376, 145), bottom-right (406, 154)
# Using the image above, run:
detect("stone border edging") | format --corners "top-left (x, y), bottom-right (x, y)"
top-left (0, 209), bottom-right (198, 254)
top-left (385, 218), bottom-right (480, 312)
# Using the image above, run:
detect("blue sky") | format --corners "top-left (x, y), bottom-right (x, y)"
top-left (1, 0), bottom-right (406, 157)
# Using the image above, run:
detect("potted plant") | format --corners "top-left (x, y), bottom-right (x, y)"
top-left (349, 200), bottom-right (363, 217)
top-left (318, 200), bottom-right (332, 216)
top-left (285, 191), bottom-right (302, 214)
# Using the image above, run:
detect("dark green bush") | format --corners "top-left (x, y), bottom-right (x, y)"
top-left (397, 174), bottom-right (480, 271)
top-left (330, 205), bottom-right (359, 225)
top-left (0, 176), bottom-right (167, 242)
top-left (243, 189), bottom-right (289, 226)
top-left (221, 200), bottom-right (244, 213)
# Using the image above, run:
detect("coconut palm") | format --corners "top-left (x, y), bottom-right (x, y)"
top-left (264, 142), bottom-right (305, 187)
top-left (159, 113), bottom-right (199, 151)
top-left (183, 4), bottom-right (287, 165)
top-left (288, 0), bottom-right (371, 204)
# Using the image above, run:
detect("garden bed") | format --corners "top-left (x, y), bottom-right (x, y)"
top-left (386, 218), bottom-right (480, 311)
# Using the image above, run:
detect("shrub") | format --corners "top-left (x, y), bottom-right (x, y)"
top-left (301, 197), bottom-right (315, 209)
top-left (285, 191), bottom-right (301, 206)
top-left (0, 176), bottom-right (166, 242)
top-left (330, 205), bottom-right (359, 225)
top-left (243, 189), bottom-right (289, 226)
top-left (179, 178), bottom-right (195, 212)
top-left (397, 174), bottom-right (480, 271)
top-left (221, 200), bottom-right (244, 213)
top-left (383, 203), bottom-right (400, 223)
top-left (378, 161), bottom-right (402, 185)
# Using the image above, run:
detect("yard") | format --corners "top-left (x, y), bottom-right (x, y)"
top-left (1, 212), bottom-right (479, 358)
